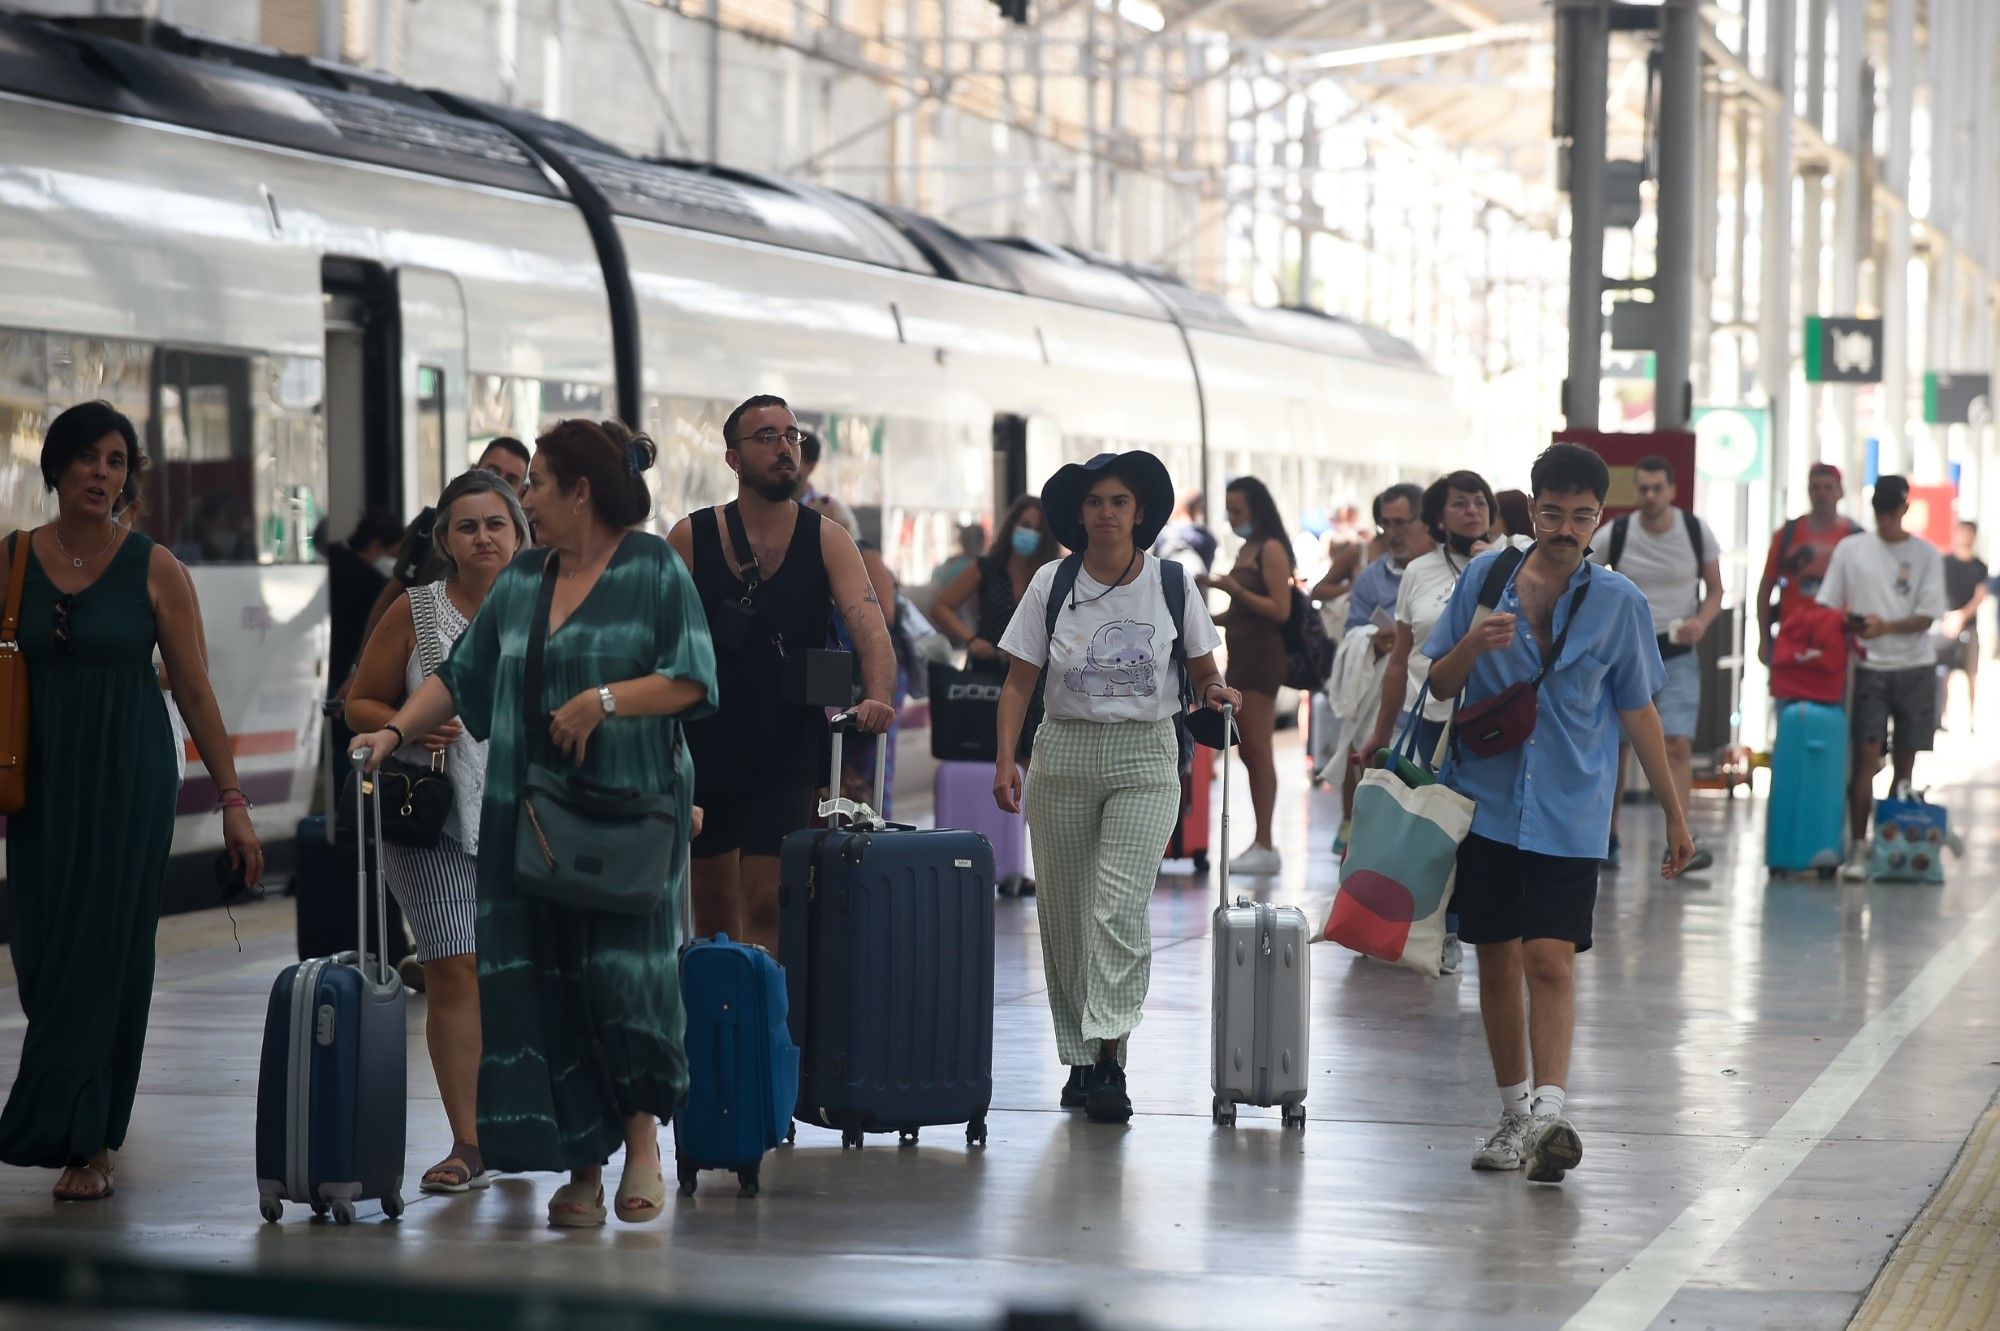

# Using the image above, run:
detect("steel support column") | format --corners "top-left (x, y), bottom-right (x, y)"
top-left (1880, 0), bottom-right (1916, 475)
top-left (1559, 1), bottom-right (1611, 430)
top-left (1655, 0), bottom-right (1703, 430)
top-left (1759, 0), bottom-right (1797, 517)
top-left (1830, 0), bottom-right (1866, 484)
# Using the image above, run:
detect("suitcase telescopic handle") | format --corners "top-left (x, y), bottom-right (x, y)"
top-left (1217, 704), bottom-right (1232, 911)
top-left (349, 747), bottom-right (391, 986)
top-left (820, 709), bottom-right (888, 828)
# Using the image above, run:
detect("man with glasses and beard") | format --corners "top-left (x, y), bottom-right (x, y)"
top-left (668, 396), bottom-right (896, 954)
top-left (1424, 443), bottom-right (1694, 1186)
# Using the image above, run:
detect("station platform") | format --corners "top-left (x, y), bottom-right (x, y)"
top-left (3, 722), bottom-right (1999, 1331)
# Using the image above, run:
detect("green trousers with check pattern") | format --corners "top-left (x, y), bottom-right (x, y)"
top-left (1024, 717), bottom-right (1183, 1068)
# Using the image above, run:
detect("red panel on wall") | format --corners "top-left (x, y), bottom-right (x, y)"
top-left (1551, 429), bottom-right (1698, 523)
top-left (1904, 485), bottom-right (1956, 549)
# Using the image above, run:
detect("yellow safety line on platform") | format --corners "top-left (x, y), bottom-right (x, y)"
top-left (1851, 1096), bottom-right (2000, 1331)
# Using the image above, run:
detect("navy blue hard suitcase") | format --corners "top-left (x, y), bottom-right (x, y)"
top-left (779, 715), bottom-right (996, 1149)
top-left (673, 933), bottom-right (799, 1197)
top-left (256, 748), bottom-right (407, 1224)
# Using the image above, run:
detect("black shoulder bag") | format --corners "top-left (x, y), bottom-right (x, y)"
top-left (513, 550), bottom-right (680, 915)
top-left (370, 586), bottom-right (455, 848)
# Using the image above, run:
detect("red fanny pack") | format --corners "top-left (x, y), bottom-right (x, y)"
top-left (1450, 554), bottom-right (1593, 759)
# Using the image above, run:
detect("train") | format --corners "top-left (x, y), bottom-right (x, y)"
top-left (0, 8), bottom-right (1466, 914)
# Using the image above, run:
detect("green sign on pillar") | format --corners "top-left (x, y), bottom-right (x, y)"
top-left (1691, 406), bottom-right (1768, 483)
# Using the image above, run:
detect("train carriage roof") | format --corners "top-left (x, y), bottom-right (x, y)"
top-left (0, 7), bottom-right (1437, 370)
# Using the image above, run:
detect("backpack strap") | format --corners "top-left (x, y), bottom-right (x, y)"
top-left (1475, 546), bottom-right (1527, 615)
top-left (1159, 556), bottom-right (1194, 708)
top-left (1606, 514), bottom-right (1630, 570)
top-left (1684, 508), bottom-right (1705, 608)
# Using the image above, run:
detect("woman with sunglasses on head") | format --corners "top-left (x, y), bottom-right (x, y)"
top-left (0, 402), bottom-right (264, 1201)
top-left (346, 468), bottom-right (527, 1198)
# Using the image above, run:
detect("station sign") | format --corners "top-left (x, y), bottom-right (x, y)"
top-left (1690, 406), bottom-right (1768, 484)
top-left (1803, 316), bottom-right (1884, 383)
top-left (1923, 373), bottom-right (1991, 425)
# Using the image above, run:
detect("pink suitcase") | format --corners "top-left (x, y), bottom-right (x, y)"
top-left (932, 760), bottom-right (1033, 897)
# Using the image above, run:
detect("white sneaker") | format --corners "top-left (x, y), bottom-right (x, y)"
top-left (1523, 1114), bottom-right (1583, 1184)
top-left (1471, 1111), bottom-right (1531, 1171)
top-left (1440, 934), bottom-right (1463, 974)
top-left (1233, 844), bottom-right (1282, 876)
top-left (1841, 842), bottom-right (1872, 882)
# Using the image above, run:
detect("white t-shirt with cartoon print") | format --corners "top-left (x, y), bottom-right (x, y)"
top-left (998, 554), bottom-right (1224, 724)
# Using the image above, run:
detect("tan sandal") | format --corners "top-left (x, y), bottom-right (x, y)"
top-left (53, 1161), bottom-right (114, 1202)
top-left (547, 1180), bottom-right (606, 1228)
top-left (615, 1163), bottom-right (666, 1223)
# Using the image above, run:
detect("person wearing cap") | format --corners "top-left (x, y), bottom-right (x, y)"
top-left (1756, 463), bottom-right (1863, 666)
top-left (992, 451), bottom-right (1240, 1125)
top-left (1815, 475), bottom-right (1947, 881)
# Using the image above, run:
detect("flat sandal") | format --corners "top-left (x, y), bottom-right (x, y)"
top-left (419, 1141), bottom-right (491, 1195)
top-left (615, 1163), bottom-right (666, 1223)
top-left (547, 1180), bottom-right (606, 1228)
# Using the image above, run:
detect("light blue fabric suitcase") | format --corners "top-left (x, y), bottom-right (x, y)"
top-left (1765, 701), bottom-right (1848, 877)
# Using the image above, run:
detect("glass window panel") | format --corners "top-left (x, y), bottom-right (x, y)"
top-left (415, 364), bottom-right (446, 499)
top-left (0, 331), bottom-right (51, 536)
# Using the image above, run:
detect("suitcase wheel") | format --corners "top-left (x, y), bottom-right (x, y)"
top-left (784, 1123), bottom-right (796, 1147)
top-left (1817, 866), bottom-right (1838, 881)
top-left (966, 1119), bottom-right (988, 1149)
top-left (382, 1191), bottom-right (404, 1219)
top-left (1018, 877), bottom-right (1035, 897)
top-left (330, 1200), bottom-right (356, 1226)
top-left (259, 1198), bottom-right (283, 1224)
top-left (310, 1202), bottom-right (329, 1220)
top-left (1212, 1096), bottom-right (1236, 1127)
top-left (841, 1129), bottom-right (864, 1150)
top-left (1283, 1103), bottom-right (1308, 1130)
top-left (897, 1128), bottom-right (920, 1148)
top-left (998, 875), bottom-right (1025, 899)
top-left (736, 1167), bottom-right (760, 1199)
top-left (1192, 852), bottom-right (1210, 874)
top-left (678, 1162), bottom-right (698, 1197)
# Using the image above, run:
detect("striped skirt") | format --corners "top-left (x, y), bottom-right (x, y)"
top-left (380, 834), bottom-right (479, 963)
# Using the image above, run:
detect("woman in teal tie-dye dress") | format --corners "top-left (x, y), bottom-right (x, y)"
top-left (353, 420), bottom-right (715, 1227)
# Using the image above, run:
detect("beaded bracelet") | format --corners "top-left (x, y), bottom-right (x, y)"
top-left (217, 795), bottom-right (252, 813)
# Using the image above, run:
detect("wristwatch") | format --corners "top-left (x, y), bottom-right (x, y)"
top-left (597, 684), bottom-right (617, 716)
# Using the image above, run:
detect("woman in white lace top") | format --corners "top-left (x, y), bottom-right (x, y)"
top-left (348, 468), bottom-right (525, 1196)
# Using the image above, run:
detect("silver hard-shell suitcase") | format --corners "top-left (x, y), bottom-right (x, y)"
top-left (1209, 706), bottom-right (1310, 1128)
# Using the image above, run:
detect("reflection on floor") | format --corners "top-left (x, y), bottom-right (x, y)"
top-left (3, 729), bottom-right (1999, 1331)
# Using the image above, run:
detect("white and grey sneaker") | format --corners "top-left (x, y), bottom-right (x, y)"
top-left (1523, 1114), bottom-right (1584, 1184)
top-left (1440, 934), bottom-right (1463, 975)
top-left (1471, 1111), bottom-right (1531, 1171)
top-left (1233, 843), bottom-right (1282, 876)
top-left (1841, 841), bottom-right (1872, 882)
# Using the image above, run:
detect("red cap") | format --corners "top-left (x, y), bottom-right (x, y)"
top-left (1808, 462), bottom-right (1843, 485)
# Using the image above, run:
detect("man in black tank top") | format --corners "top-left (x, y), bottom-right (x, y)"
top-left (668, 395), bottom-right (897, 955)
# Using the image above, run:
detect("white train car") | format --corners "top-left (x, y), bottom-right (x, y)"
top-left (0, 10), bottom-right (1463, 923)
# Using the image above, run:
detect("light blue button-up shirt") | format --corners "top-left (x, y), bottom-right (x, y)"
top-left (1345, 553), bottom-right (1406, 632)
top-left (1421, 548), bottom-right (1664, 860)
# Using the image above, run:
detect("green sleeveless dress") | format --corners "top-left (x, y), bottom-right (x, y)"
top-left (0, 531), bottom-right (178, 1168)
top-left (436, 531), bottom-right (718, 1173)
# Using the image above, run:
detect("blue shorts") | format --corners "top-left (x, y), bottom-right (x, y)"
top-left (1653, 649), bottom-right (1702, 739)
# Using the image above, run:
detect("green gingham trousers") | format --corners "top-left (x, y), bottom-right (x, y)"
top-left (1024, 716), bottom-right (1183, 1067)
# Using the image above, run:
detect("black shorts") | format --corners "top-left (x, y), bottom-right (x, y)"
top-left (1453, 832), bottom-right (1600, 953)
top-left (690, 782), bottom-right (817, 859)
top-left (1851, 665), bottom-right (1937, 753)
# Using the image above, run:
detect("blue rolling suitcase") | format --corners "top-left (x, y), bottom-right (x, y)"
top-left (1766, 700), bottom-right (1848, 877)
top-left (779, 714), bottom-right (996, 1149)
top-left (673, 932), bottom-right (799, 1198)
top-left (256, 748), bottom-right (407, 1224)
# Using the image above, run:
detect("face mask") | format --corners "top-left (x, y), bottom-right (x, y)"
top-left (1231, 522), bottom-right (1255, 540)
top-left (373, 555), bottom-right (397, 577)
top-left (1010, 527), bottom-right (1043, 558)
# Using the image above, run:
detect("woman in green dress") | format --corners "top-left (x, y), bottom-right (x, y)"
top-left (351, 418), bottom-right (715, 1228)
top-left (0, 401), bottom-right (265, 1201)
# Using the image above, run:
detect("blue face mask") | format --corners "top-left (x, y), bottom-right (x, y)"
top-left (1231, 522), bottom-right (1255, 539)
top-left (1010, 527), bottom-right (1042, 558)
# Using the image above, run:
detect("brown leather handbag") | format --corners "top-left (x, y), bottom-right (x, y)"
top-left (0, 532), bottom-right (29, 813)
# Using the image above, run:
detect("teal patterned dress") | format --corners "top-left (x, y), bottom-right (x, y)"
top-left (436, 532), bottom-right (717, 1173)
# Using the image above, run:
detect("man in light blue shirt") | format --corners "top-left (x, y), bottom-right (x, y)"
top-left (1345, 482), bottom-right (1425, 632)
top-left (1423, 443), bottom-right (1694, 1186)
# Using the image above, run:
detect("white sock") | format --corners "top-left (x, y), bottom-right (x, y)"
top-left (1499, 1079), bottom-right (1531, 1119)
top-left (1532, 1084), bottom-right (1567, 1119)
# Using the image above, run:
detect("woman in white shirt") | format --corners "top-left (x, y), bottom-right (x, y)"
top-left (1359, 469), bottom-right (1512, 973)
top-left (993, 452), bottom-right (1240, 1125)
top-left (347, 469), bottom-right (525, 1195)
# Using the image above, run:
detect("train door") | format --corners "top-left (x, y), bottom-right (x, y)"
top-left (321, 259), bottom-right (401, 539)
top-left (992, 412), bottom-right (1063, 527)
top-left (397, 267), bottom-right (468, 509)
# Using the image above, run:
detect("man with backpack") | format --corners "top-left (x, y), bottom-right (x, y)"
top-left (1589, 455), bottom-right (1724, 874)
top-left (1756, 462), bottom-right (1862, 666)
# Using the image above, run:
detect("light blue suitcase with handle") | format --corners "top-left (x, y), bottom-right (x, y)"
top-left (1765, 701), bottom-right (1848, 877)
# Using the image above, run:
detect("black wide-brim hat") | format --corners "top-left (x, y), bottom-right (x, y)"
top-left (1041, 450), bottom-right (1176, 552)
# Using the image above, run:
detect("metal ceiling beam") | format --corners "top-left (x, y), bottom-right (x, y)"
top-left (1417, 0), bottom-right (1504, 29)
top-left (1293, 22), bottom-right (1540, 69)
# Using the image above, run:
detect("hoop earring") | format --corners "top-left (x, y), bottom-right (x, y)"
top-left (572, 499), bottom-right (583, 515)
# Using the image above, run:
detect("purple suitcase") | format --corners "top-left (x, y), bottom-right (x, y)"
top-left (932, 760), bottom-right (1033, 897)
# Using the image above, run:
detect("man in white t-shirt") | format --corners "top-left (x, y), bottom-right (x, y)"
top-left (1816, 475), bottom-right (1947, 881)
top-left (1588, 455), bottom-right (1724, 874)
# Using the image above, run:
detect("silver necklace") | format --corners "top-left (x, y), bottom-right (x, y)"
top-left (52, 523), bottom-right (117, 569)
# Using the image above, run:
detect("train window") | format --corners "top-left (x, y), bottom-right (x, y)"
top-left (467, 374), bottom-right (611, 466)
top-left (414, 365), bottom-right (447, 498)
top-left (0, 329), bottom-right (155, 537)
top-left (149, 349), bottom-right (324, 565)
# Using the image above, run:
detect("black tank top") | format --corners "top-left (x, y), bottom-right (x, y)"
top-left (974, 554), bottom-right (1019, 645)
top-left (685, 502), bottom-right (831, 793)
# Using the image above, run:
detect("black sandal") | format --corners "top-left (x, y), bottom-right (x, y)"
top-left (419, 1142), bottom-right (490, 1194)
